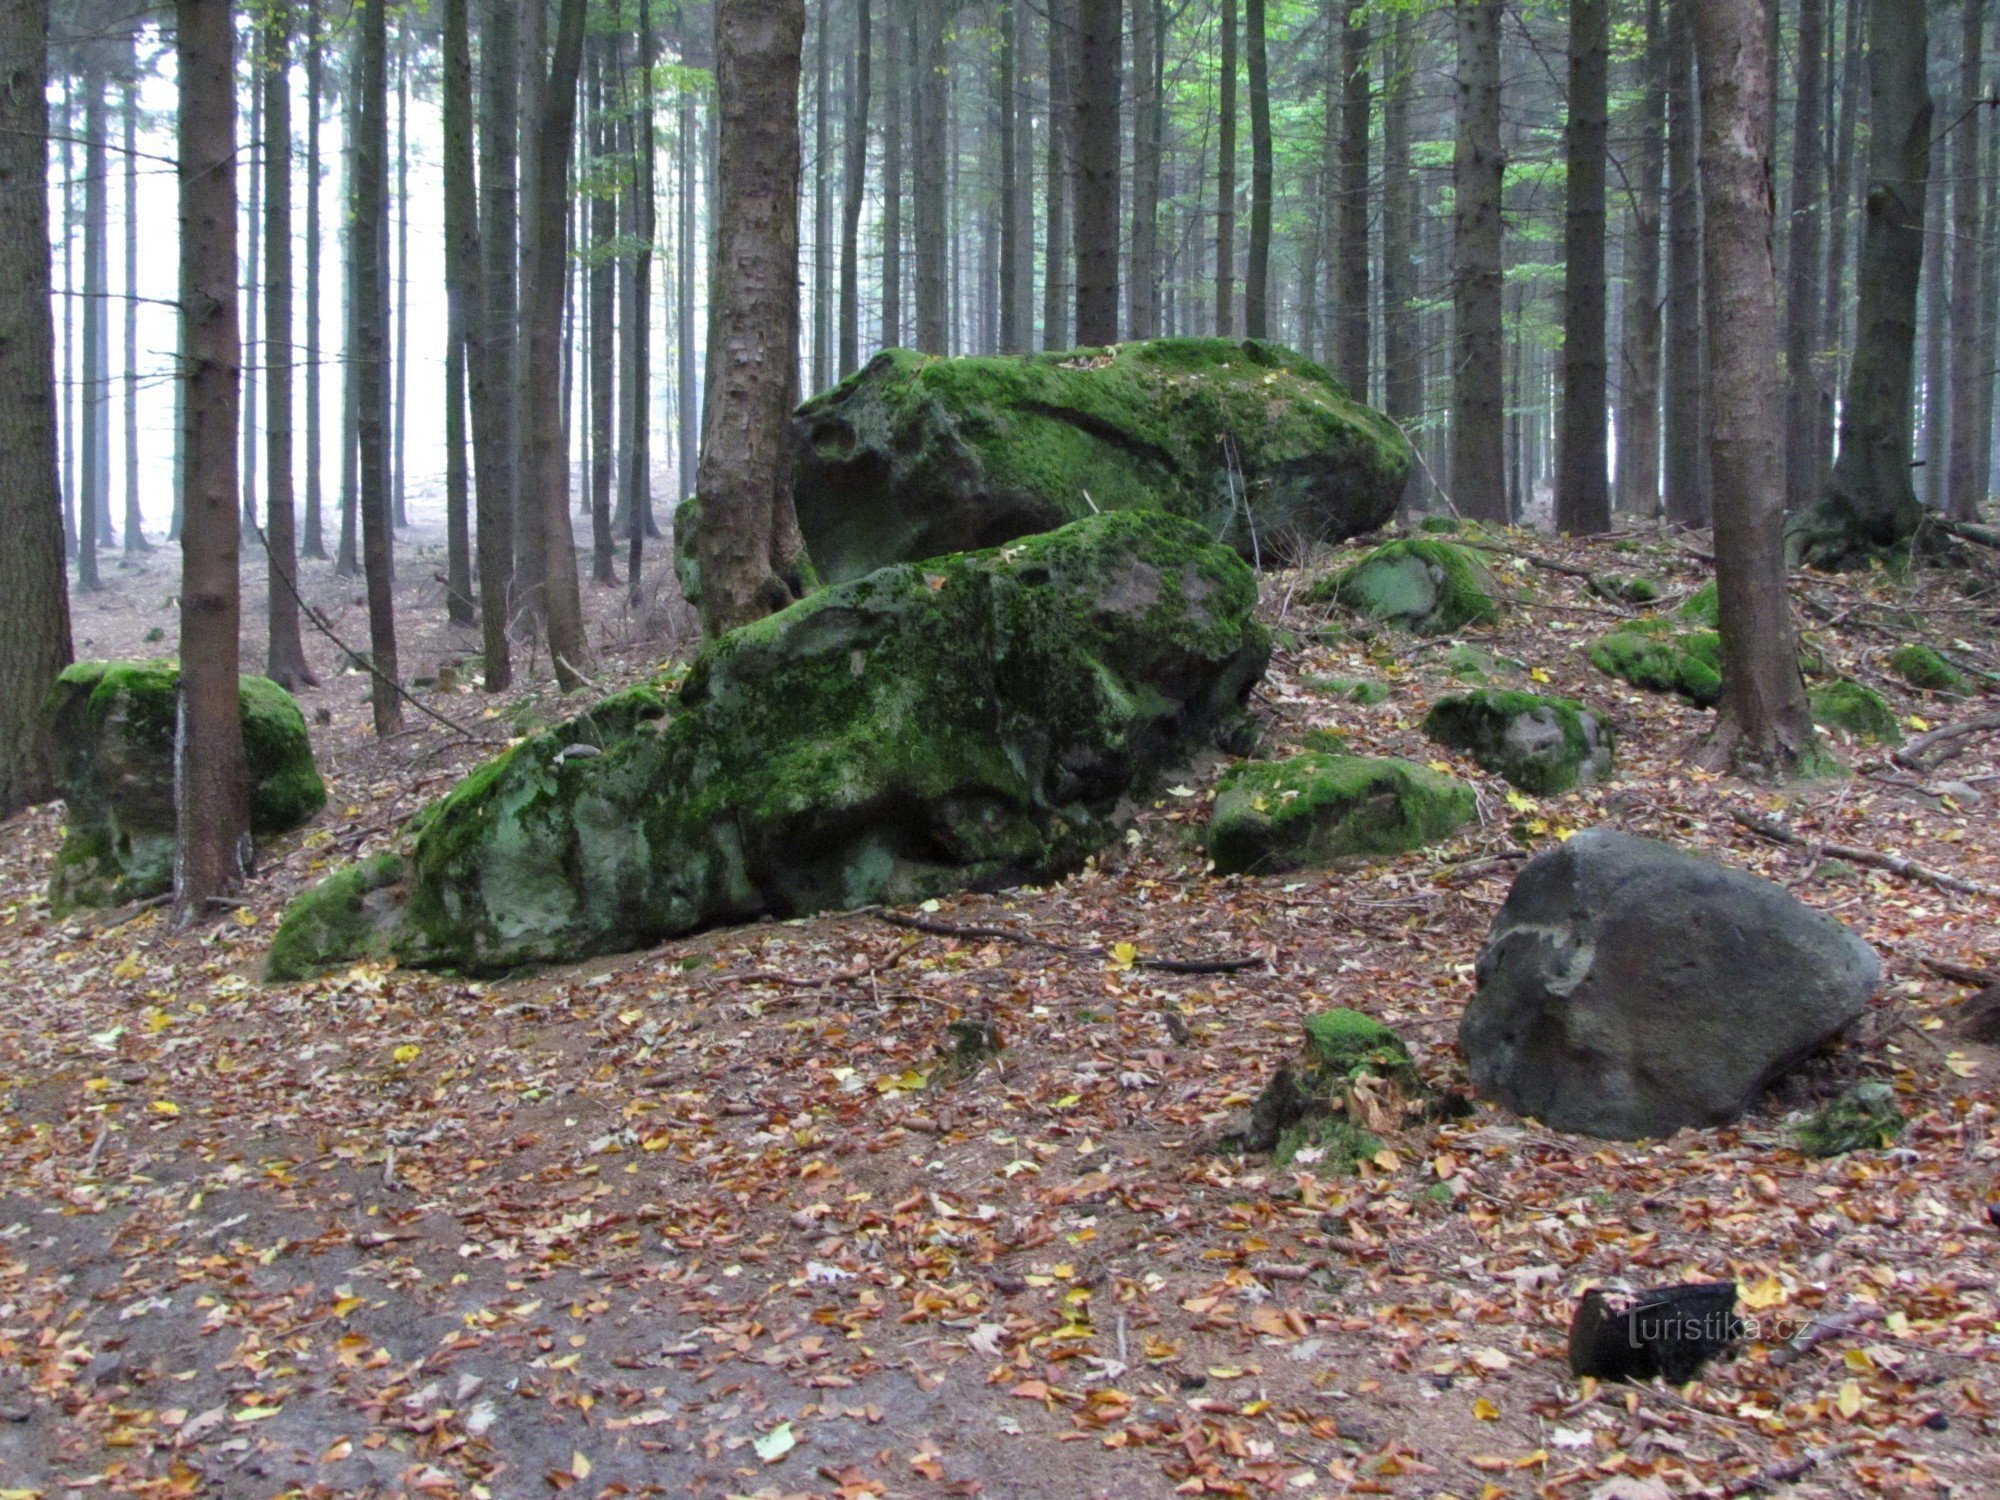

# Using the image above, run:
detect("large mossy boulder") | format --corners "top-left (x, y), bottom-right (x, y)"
top-left (1208, 752), bottom-right (1474, 876)
top-left (1586, 618), bottom-right (1722, 706)
top-left (1460, 830), bottom-right (1879, 1140)
top-left (1303, 538), bottom-right (1501, 635)
top-left (789, 338), bottom-right (1411, 584)
top-left (1422, 690), bottom-right (1614, 795)
top-left (267, 511), bottom-right (1270, 979)
top-left (48, 661), bottom-right (325, 912)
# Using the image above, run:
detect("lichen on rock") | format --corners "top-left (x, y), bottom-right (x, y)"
top-left (1207, 752), bottom-right (1474, 876)
top-left (267, 511), bottom-right (1270, 979)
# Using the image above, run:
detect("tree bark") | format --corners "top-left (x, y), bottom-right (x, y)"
top-left (1452, 0), bottom-right (1506, 523)
top-left (882, 2), bottom-right (904, 347)
top-left (264, 0), bottom-right (311, 688)
top-left (353, 0), bottom-right (401, 734)
top-left (695, 0), bottom-right (810, 638)
top-left (1042, 0), bottom-right (1072, 348)
top-left (586, 41), bottom-right (615, 585)
top-left (1215, 0), bottom-right (1236, 336)
top-left (121, 73), bottom-right (145, 553)
top-left (914, 0), bottom-right (949, 353)
top-left (1819, 0), bottom-right (1864, 483)
top-left (841, 0), bottom-right (873, 370)
top-left (1337, 0), bottom-right (1369, 393)
top-left (240, 71), bottom-right (260, 540)
top-left (1782, 0), bottom-right (1827, 513)
top-left (0, 0), bottom-right (74, 815)
top-left (1796, 0), bottom-right (1932, 564)
top-left (1618, 0), bottom-right (1665, 516)
top-left (1663, 0), bottom-right (1709, 525)
top-left (1555, 0), bottom-right (1609, 534)
top-left (624, 0), bottom-right (657, 600)
top-left (677, 71), bottom-right (699, 498)
top-left (174, 0), bottom-right (249, 915)
top-left (1126, 0), bottom-right (1160, 340)
top-left (1073, 0), bottom-right (1120, 345)
top-left (1381, 11), bottom-right (1419, 439)
top-left (474, 0), bottom-right (518, 683)
top-left (1691, 0), bottom-right (1819, 775)
top-left (78, 63), bottom-right (103, 588)
top-left (441, 0), bottom-right (480, 622)
top-left (392, 21), bottom-right (409, 528)
top-left (303, 12), bottom-right (325, 559)
top-left (1242, 0), bottom-right (1270, 337)
top-left (1946, 0), bottom-right (1986, 519)
top-left (811, 0), bottom-right (833, 387)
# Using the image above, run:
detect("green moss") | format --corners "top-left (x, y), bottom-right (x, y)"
top-left (264, 853), bottom-right (406, 982)
top-left (1241, 1008), bottom-right (1425, 1168)
top-left (1208, 752), bottom-right (1475, 875)
top-left (1796, 1082), bottom-right (1903, 1158)
top-left (1676, 580), bottom-right (1720, 626)
top-left (1887, 643), bottom-right (1968, 694)
top-left (1422, 689), bottom-right (1615, 795)
top-left (1306, 538), bottom-right (1500, 635)
top-left (1303, 1008), bottom-right (1420, 1088)
top-left (1587, 620), bottom-right (1722, 707)
top-left (239, 675), bottom-right (327, 831)
top-left (1303, 674), bottom-right (1390, 705)
top-left (1810, 680), bottom-right (1902, 744)
top-left (1588, 573), bottom-right (1662, 605)
top-left (1416, 515), bottom-right (1463, 533)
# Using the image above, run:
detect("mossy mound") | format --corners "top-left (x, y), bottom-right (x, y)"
top-left (267, 511), bottom-right (1269, 979)
top-left (1887, 643), bottom-right (1967, 694)
top-left (1416, 515), bottom-right (1463, 533)
top-left (791, 338), bottom-right (1411, 584)
top-left (1588, 573), bottom-right (1662, 606)
top-left (48, 661), bottom-right (325, 913)
top-left (1810, 680), bottom-right (1902, 744)
top-left (1443, 643), bottom-right (1525, 683)
top-left (1237, 1009), bottom-right (1427, 1167)
top-left (1208, 752), bottom-right (1474, 876)
top-left (1305, 538), bottom-right (1501, 635)
top-left (1586, 618), bottom-right (1722, 707)
top-left (1676, 580), bottom-right (1720, 626)
top-left (1422, 689), bottom-right (1615, 796)
top-left (1796, 1081), bottom-right (1904, 1157)
top-left (1303, 674), bottom-right (1390, 705)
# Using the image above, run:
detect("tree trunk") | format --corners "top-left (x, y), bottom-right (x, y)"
top-left (59, 86), bottom-right (75, 556)
top-left (1819, 0), bottom-right (1863, 481)
top-left (240, 70), bottom-right (260, 540)
top-left (1337, 0), bottom-right (1369, 391)
top-left (1041, 0), bottom-right (1071, 348)
top-left (474, 0), bottom-right (518, 682)
top-left (1214, 0), bottom-right (1236, 335)
top-left (1923, 73), bottom-right (1947, 515)
top-left (1946, 0), bottom-right (1986, 519)
top-left (1242, 0), bottom-right (1270, 337)
top-left (442, 0), bottom-right (479, 623)
top-left (914, 0), bottom-right (948, 352)
top-left (392, 21), bottom-right (410, 528)
top-left (337, 40), bottom-right (360, 580)
top-left (695, 0), bottom-right (809, 638)
top-left (510, 0), bottom-right (551, 620)
top-left (1663, 0), bottom-right (1709, 525)
top-left (264, 0), bottom-right (311, 688)
top-left (624, 0), bottom-right (658, 600)
top-left (174, 0), bottom-right (250, 915)
top-left (0, 0), bottom-right (74, 815)
top-left (121, 74), bottom-right (146, 553)
top-left (677, 74), bottom-right (699, 498)
top-left (882, 3), bottom-right (904, 347)
top-left (1618, 0), bottom-right (1665, 516)
top-left (78, 64), bottom-right (103, 589)
top-left (1126, 0), bottom-right (1160, 340)
top-left (1073, 0), bottom-right (1120, 345)
top-left (840, 0), bottom-right (873, 370)
top-left (587, 42), bottom-right (616, 584)
top-left (996, 0), bottom-right (1022, 349)
top-left (1555, 0), bottom-right (1609, 534)
top-left (303, 14), bottom-right (325, 559)
top-left (1690, 0), bottom-right (1819, 775)
top-left (1381, 11), bottom-right (1419, 439)
top-left (353, 0), bottom-right (401, 733)
top-left (1782, 0), bottom-right (1828, 513)
top-left (1795, 0), bottom-right (1932, 565)
top-left (1452, 0), bottom-right (1506, 523)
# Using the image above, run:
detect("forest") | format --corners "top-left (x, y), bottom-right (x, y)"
top-left (0, 0), bottom-right (1997, 1492)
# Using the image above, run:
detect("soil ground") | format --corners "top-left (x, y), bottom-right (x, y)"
top-left (2, 502), bottom-right (1997, 1500)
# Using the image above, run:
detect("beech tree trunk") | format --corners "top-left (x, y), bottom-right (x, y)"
top-left (694, 0), bottom-right (810, 638)
top-left (586, 42), bottom-right (615, 584)
top-left (0, 0), bottom-right (74, 815)
top-left (78, 64), bottom-right (103, 588)
top-left (623, 0), bottom-right (658, 600)
top-left (1242, 0), bottom-right (1270, 337)
top-left (1691, 0), bottom-right (1819, 775)
top-left (1819, 0), bottom-right (1864, 479)
top-left (1451, 0), bottom-right (1506, 522)
top-left (353, 0), bottom-right (401, 734)
top-left (175, 0), bottom-right (250, 915)
top-left (264, 0), bottom-right (311, 688)
top-left (1073, 0), bottom-right (1120, 344)
top-left (882, 5), bottom-right (904, 347)
top-left (1555, 0), bottom-right (1609, 534)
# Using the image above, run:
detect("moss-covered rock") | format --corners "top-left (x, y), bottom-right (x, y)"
top-left (1208, 752), bottom-right (1474, 876)
top-left (1304, 538), bottom-right (1501, 635)
top-left (268, 511), bottom-right (1270, 978)
top-left (1237, 1009), bottom-right (1427, 1167)
top-left (1809, 679), bottom-right (1902, 744)
top-left (1442, 643), bottom-right (1524, 683)
top-left (1796, 1081), bottom-right (1904, 1157)
top-left (1586, 618), bottom-right (1723, 706)
top-left (1676, 580), bottom-right (1720, 626)
top-left (48, 661), bottom-right (325, 913)
top-left (791, 338), bottom-right (1412, 584)
top-left (1303, 674), bottom-right (1390, 705)
top-left (1588, 573), bottom-right (1662, 606)
top-left (1887, 643), bottom-right (1968, 694)
top-left (1423, 689), bottom-right (1615, 795)
top-left (1416, 515), bottom-right (1463, 534)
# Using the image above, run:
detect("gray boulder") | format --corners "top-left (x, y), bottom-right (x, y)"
top-left (1460, 829), bottom-right (1878, 1139)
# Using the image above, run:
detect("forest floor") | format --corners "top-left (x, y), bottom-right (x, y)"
top-left (1, 506), bottom-right (1997, 1500)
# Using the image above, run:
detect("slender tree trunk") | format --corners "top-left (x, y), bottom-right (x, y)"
top-left (1337, 0), bottom-right (1370, 394)
top-left (474, 0), bottom-right (518, 680)
top-left (175, 0), bottom-right (249, 915)
top-left (1946, 0), bottom-right (1987, 519)
top-left (1381, 11), bottom-right (1419, 437)
top-left (810, 0), bottom-right (832, 389)
top-left (1555, 0), bottom-right (1609, 534)
top-left (392, 20), bottom-right (410, 528)
top-left (1452, 0), bottom-right (1506, 522)
top-left (442, 0), bottom-right (481, 624)
top-left (510, 0), bottom-right (551, 619)
top-left (303, 15), bottom-right (325, 559)
top-left (59, 87), bottom-right (75, 556)
top-left (841, 0), bottom-right (873, 370)
top-left (586, 42), bottom-right (616, 584)
top-left (624, 0), bottom-right (658, 598)
top-left (337, 39), bottom-right (360, 579)
top-left (914, 0), bottom-right (948, 352)
top-left (1782, 0), bottom-right (1828, 512)
top-left (1126, 0), bottom-right (1160, 339)
top-left (678, 78), bottom-right (699, 497)
top-left (1215, 0), bottom-right (1236, 335)
top-left (1923, 67), bottom-right (1948, 515)
top-left (354, 0), bottom-right (401, 733)
top-left (1691, 0), bottom-right (1818, 774)
top-left (1042, 0), bottom-right (1071, 347)
top-left (264, 0), bottom-right (311, 688)
top-left (0, 0), bottom-right (74, 814)
top-left (1242, 0), bottom-right (1270, 337)
top-left (882, 4), bottom-right (904, 347)
top-left (1619, 0), bottom-right (1666, 516)
top-left (121, 74), bottom-right (146, 553)
top-left (996, 0), bottom-right (1022, 349)
top-left (1073, 0), bottom-right (1120, 344)
top-left (1820, 0), bottom-right (1864, 478)
top-left (1978, 100), bottom-right (2000, 507)
top-left (78, 64), bottom-right (103, 589)
top-left (1798, 0), bottom-right (1932, 563)
top-left (1663, 0), bottom-right (1708, 525)
top-left (695, 0), bottom-right (809, 637)
top-left (241, 72), bottom-right (260, 540)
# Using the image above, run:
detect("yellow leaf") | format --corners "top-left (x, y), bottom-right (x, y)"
top-left (150, 1100), bottom-right (180, 1117)
top-left (571, 1450), bottom-right (593, 1479)
top-left (1529, 667), bottom-right (1551, 683)
top-left (392, 1044), bottom-right (421, 1066)
top-left (1052, 1093), bottom-right (1081, 1109)
top-left (1740, 1275), bottom-right (1788, 1310)
top-left (1907, 715), bottom-right (1931, 732)
top-left (142, 1008), bottom-right (172, 1034)
top-left (233, 1404), bottom-right (282, 1422)
top-left (1426, 760), bottom-right (1455, 774)
top-left (112, 953), bottom-right (145, 980)
top-left (1472, 1396), bottom-right (1500, 1421)
top-left (1107, 942), bottom-right (1138, 971)
top-left (1836, 1379), bottom-right (1863, 1419)
top-left (333, 1296), bottom-right (364, 1317)
top-left (235, 906), bottom-right (258, 926)
top-left (1945, 1052), bottom-right (1980, 1078)
top-left (1505, 789), bottom-right (1537, 813)
top-left (1371, 1148), bottom-right (1402, 1171)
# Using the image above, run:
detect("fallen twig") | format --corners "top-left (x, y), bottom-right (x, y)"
top-left (867, 907), bottom-right (1264, 974)
top-left (1718, 1443), bottom-right (1855, 1496)
top-left (1732, 810), bottom-right (2000, 899)
top-left (1768, 1305), bottom-right (1883, 1368)
top-left (1893, 710), bottom-right (2000, 772)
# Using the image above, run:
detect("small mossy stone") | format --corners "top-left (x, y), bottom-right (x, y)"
top-left (1796, 1081), bottom-right (1904, 1157)
top-left (1304, 674), bottom-right (1390, 705)
top-left (1208, 752), bottom-right (1475, 875)
top-left (1444, 643), bottom-right (1500, 682)
top-left (1677, 580), bottom-right (1720, 627)
top-left (1308, 538), bottom-right (1500, 636)
top-left (1589, 573), bottom-right (1663, 605)
top-left (1302, 1009), bottom-right (1420, 1089)
top-left (1417, 515), bottom-right (1463, 534)
top-left (1887, 643), bottom-right (1968, 694)
top-left (1299, 727), bottom-right (1351, 753)
top-left (1241, 1008), bottom-right (1425, 1165)
top-left (264, 852), bottom-right (406, 982)
top-left (1422, 689), bottom-right (1615, 796)
top-left (1586, 620), bottom-right (1722, 707)
top-left (1810, 680), bottom-right (1902, 744)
